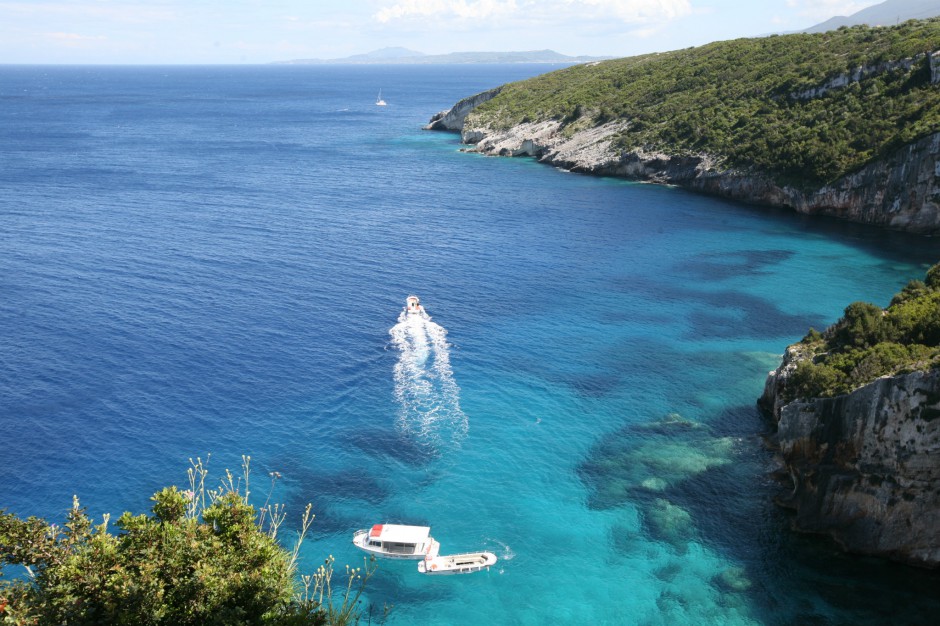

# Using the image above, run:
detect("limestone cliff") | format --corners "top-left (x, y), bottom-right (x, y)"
top-left (760, 348), bottom-right (940, 568)
top-left (426, 99), bottom-right (940, 235)
top-left (425, 87), bottom-right (502, 132)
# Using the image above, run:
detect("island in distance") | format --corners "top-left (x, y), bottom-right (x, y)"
top-left (272, 46), bottom-right (611, 65)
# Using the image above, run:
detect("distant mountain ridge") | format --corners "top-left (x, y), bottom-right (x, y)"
top-left (805, 0), bottom-right (940, 32)
top-left (273, 48), bottom-right (610, 65)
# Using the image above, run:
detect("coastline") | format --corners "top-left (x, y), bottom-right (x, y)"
top-left (426, 92), bottom-right (940, 236)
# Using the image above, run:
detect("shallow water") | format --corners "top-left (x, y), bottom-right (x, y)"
top-left (1, 64), bottom-right (938, 625)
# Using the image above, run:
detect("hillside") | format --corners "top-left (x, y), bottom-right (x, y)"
top-left (469, 19), bottom-right (939, 187)
top-left (433, 20), bottom-right (940, 233)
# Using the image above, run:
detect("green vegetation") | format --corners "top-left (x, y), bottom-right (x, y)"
top-left (783, 262), bottom-right (940, 402)
top-left (469, 19), bottom-right (940, 188)
top-left (0, 457), bottom-right (382, 626)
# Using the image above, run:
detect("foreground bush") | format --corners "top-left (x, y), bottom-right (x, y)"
top-left (0, 457), bottom-right (379, 626)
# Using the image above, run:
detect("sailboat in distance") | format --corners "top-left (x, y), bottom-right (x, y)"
top-left (375, 89), bottom-right (387, 106)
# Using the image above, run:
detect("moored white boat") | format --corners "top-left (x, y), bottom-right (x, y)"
top-left (352, 524), bottom-right (440, 560)
top-left (418, 551), bottom-right (498, 575)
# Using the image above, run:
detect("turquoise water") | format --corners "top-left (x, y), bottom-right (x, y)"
top-left (1, 65), bottom-right (938, 624)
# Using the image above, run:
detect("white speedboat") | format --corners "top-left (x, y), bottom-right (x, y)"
top-left (418, 551), bottom-right (498, 575)
top-left (405, 295), bottom-right (425, 316)
top-left (352, 524), bottom-right (440, 560)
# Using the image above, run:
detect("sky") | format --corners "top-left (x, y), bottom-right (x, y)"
top-left (0, 0), bottom-right (886, 64)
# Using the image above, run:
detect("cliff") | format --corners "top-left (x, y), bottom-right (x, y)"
top-left (425, 21), bottom-right (940, 235)
top-left (442, 114), bottom-right (940, 234)
top-left (760, 350), bottom-right (940, 568)
top-left (758, 265), bottom-right (940, 568)
top-left (425, 87), bottom-right (502, 132)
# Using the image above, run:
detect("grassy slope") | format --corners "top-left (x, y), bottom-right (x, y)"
top-left (470, 19), bottom-right (940, 188)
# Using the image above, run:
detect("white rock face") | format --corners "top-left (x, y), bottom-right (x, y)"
top-left (425, 87), bottom-right (502, 131)
top-left (789, 53), bottom-right (927, 100)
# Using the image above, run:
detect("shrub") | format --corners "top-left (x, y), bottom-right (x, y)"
top-left (925, 263), bottom-right (940, 289)
top-left (830, 301), bottom-right (885, 350)
top-left (884, 290), bottom-right (940, 345)
top-left (802, 327), bottom-right (824, 343)
top-left (0, 457), bottom-right (378, 626)
top-left (846, 342), bottom-right (926, 388)
top-left (889, 279), bottom-right (927, 306)
top-left (786, 262), bottom-right (940, 399)
top-left (787, 360), bottom-right (845, 401)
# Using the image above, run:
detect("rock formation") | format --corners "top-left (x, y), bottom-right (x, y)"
top-left (426, 95), bottom-right (940, 235)
top-left (425, 87), bottom-right (502, 132)
top-left (760, 347), bottom-right (940, 568)
top-left (790, 51), bottom-right (939, 100)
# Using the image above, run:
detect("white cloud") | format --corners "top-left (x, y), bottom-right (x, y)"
top-left (374, 0), bottom-right (518, 23)
top-left (628, 26), bottom-right (661, 39)
top-left (568, 0), bottom-right (692, 23)
top-left (46, 31), bottom-right (106, 40)
top-left (0, 1), bottom-right (176, 23)
top-left (373, 0), bottom-right (692, 24)
top-left (44, 31), bottom-right (107, 47)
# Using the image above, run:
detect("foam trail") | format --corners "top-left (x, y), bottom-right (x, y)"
top-left (390, 304), bottom-right (467, 451)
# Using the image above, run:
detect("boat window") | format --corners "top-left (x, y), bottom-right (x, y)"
top-left (369, 540), bottom-right (381, 547)
top-left (385, 542), bottom-right (417, 554)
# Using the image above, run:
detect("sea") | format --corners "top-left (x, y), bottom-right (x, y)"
top-left (2, 64), bottom-right (939, 625)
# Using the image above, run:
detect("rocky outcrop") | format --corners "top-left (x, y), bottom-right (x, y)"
top-left (425, 87), bottom-right (502, 131)
top-left (427, 98), bottom-right (940, 235)
top-left (789, 52), bottom-right (934, 100)
top-left (761, 351), bottom-right (940, 568)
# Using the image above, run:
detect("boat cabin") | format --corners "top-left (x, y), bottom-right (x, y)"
top-left (352, 524), bottom-right (438, 560)
top-left (405, 295), bottom-right (423, 315)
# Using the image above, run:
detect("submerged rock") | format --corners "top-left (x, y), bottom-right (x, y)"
top-left (645, 498), bottom-right (696, 551)
top-left (579, 414), bottom-right (737, 509)
top-left (713, 566), bottom-right (753, 592)
top-left (637, 412), bottom-right (703, 434)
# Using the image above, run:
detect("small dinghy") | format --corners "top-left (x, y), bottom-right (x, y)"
top-left (418, 551), bottom-right (497, 575)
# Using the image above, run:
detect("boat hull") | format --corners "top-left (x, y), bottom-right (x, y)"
top-left (418, 551), bottom-right (498, 575)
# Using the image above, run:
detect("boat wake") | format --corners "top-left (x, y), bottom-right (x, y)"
top-left (485, 539), bottom-right (514, 561)
top-left (390, 301), bottom-right (467, 451)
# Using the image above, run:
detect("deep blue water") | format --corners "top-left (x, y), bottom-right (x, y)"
top-left (2, 64), bottom-right (939, 625)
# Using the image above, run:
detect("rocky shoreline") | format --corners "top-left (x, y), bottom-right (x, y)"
top-left (760, 346), bottom-right (940, 568)
top-left (426, 90), bottom-right (940, 235)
